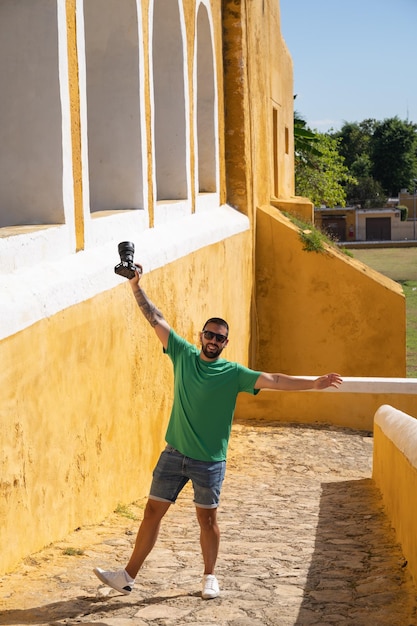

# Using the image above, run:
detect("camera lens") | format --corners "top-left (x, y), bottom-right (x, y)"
top-left (118, 241), bottom-right (135, 263)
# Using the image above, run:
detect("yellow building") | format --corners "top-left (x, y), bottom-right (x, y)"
top-left (0, 0), bottom-right (406, 574)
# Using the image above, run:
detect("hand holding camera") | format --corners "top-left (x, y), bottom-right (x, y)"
top-left (114, 241), bottom-right (142, 280)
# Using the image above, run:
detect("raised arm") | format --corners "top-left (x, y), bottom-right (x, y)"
top-left (128, 265), bottom-right (171, 349)
top-left (254, 372), bottom-right (342, 391)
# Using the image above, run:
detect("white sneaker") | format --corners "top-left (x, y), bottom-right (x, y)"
top-left (202, 574), bottom-right (220, 599)
top-left (93, 567), bottom-right (134, 595)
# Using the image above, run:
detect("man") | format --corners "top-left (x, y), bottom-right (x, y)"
top-left (94, 264), bottom-right (342, 599)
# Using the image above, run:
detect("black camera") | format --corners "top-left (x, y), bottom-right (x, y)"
top-left (114, 241), bottom-right (137, 279)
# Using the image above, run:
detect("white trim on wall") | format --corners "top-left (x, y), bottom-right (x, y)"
top-left (0, 206), bottom-right (249, 340)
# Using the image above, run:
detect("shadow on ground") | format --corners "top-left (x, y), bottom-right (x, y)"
top-left (0, 591), bottom-right (198, 625)
top-left (294, 479), bottom-right (417, 625)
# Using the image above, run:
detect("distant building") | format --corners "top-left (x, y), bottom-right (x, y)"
top-left (315, 204), bottom-right (416, 242)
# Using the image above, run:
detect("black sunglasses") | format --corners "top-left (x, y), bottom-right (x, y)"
top-left (202, 330), bottom-right (228, 344)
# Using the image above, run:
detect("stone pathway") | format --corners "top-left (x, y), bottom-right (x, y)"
top-left (1, 420), bottom-right (417, 625)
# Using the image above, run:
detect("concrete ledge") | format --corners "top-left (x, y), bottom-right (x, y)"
top-left (0, 205), bottom-right (249, 339)
top-left (291, 376), bottom-right (417, 394)
top-left (340, 241), bottom-right (417, 249)
top-left (235, 378), bottom-right (417, 431)
top-left (374, 404), bottom-right (417, 466)
top-left (373, 404), bottom-right (417, 587)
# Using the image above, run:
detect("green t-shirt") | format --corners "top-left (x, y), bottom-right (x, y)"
top-left (164, 329), bottom-right (261, 461)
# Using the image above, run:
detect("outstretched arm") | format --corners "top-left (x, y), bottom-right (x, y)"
top-left (128, 265), bottom-right (171, 349)
top-left (254, 372), bottom-right (342, 391)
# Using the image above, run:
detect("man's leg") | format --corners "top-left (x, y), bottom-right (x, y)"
top-left (196, 506), bottom-right (221, 599)
top-left (189, 456), bottom-right (225, 599)
top-left (125, 498), bottom-right (171, 578)
top-left (195, 506), bottom-right (220, 575)
top-left (93, 497), bottom-right (171, 594)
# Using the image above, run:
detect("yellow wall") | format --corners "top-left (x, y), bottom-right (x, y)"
top-left (271, 197), bottom-right (314, 223)
top-left (222, 0), bottom-right (296, 217)
top-left (373, 406), bottom-right (417, 587)
top-left (254, 205), bottom-right (406, 377)
top-left (0, 233), bottom-right (253, 574)
top-left (247, 0), bottom-right (295, 204)
top-left (65, 0), bottom-right (84, 250)
top-left (399, 191), bottom-right (417, 218)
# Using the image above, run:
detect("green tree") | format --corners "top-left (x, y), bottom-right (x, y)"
top-left (370, 117), bottom-right (417, 196)
top-left (294, 110), bottom-right (321, 157)
top-left (332, 120), bottom-right (383, 207)
top-left (344, 152), bottom-right (387, 208)
top-left (295, 132), bottom-right (355, 207)
top-left (345, 176), bottom-right (386, 209)
top-left (333, 119), bottom-right (376, 170)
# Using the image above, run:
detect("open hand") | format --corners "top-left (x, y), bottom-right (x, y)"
top-left (314, 373), bottom-right (343, 390)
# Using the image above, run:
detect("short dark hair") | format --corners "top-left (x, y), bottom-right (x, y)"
top-left (203, 317), bottom-right (229, 335)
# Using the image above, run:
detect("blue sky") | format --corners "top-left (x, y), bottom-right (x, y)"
top-left (279, 0), bottom-right (417, 133)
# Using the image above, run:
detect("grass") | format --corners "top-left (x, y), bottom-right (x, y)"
top-left (283, 212), bottom-right (353, 256)
top-left (62, 547), bottom-right (84, 556)
top-left (283, 212), bottom-right (335, 254)
top-left (114, 503), bottom-right (139, 520)
top-left (350, 248), bottom-right (417, 377)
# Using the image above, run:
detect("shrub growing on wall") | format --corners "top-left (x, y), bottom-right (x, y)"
top-left (398, 205), bottom-right (408, 221)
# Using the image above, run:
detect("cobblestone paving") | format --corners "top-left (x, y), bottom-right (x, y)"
top-left (1, 420), bottom-right (417, 625)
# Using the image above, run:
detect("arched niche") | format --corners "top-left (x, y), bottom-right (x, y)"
top-left (152, 0), bottom-right (188, 201)
top-left (84, 0), bottom-right (143, 213)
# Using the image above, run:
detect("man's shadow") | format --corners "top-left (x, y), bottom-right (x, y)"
top-left (0, 590), bottom-right (200, 625)
top-left (0, 596), bottom-right (107, 626)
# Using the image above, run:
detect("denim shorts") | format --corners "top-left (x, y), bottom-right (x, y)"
top-left (149, 445), bottom-right (226, 509)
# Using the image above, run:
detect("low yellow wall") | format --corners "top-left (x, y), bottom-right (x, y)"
top-left (0, 233), bottom-right (253, 575)
top-left (373, 405), bottom-right (417, 587)
top-left (255, 205), bottom-right (406, 377)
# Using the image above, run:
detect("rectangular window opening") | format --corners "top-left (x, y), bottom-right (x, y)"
top-left (273, 108), bottom-right (278, 198)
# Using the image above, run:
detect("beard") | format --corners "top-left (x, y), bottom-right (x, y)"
top-left (201, 343), bottom-right (224, 360)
